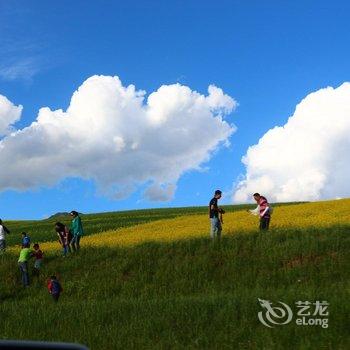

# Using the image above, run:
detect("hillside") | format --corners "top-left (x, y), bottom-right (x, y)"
top-left (4, 202), bottom-right (300, 247)
top-left (0, 200), bottom-right (349, 349)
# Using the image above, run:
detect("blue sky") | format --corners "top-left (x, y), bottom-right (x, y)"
top-left (0, 0), bottom-right (349, 219)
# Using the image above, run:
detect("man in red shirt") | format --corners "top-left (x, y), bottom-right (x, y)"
top-left (32, 243), bottom-right (43, 277)
top-left (47, 275), bottom-right (63, 302)
top-left (249, 193), bottom-right (271, 231)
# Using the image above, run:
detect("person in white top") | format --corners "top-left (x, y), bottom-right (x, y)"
top-left (247, 193), bottom-right (272, 230)
top-left (0, 219), bottom-right (10, 252)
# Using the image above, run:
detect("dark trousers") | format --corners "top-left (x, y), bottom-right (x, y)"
top-left (71, 235), bottom-right (81, 251)
top-left (259, 217), bottom-right (270, 231)
top-left (18, 262), bottom-right (29, 286)
top-left (52, 293), bottom-right (60, 302)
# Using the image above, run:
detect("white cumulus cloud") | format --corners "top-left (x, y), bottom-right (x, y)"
top-left (0, 75), bottom-right (236, 201)
top-left (234, 82), bottom-right (350, 203)
top-left (0, 95), bottom-right (22, 136)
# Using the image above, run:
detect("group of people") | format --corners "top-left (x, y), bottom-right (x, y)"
top-left (209, 190), bottom-right (272, 239)
top-left (17, 236), bottom-right (43, 285)
top-left (54, 210), bottom-right (84, 256)
top-left (18, 238), bottom-right (62, 301)
top-left (0, 210), bottom-right (84, 302)
top-left (1, 194), bottom-right (271, 298)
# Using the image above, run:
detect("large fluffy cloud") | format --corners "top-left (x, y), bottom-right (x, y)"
top-left (0, 75), bottom-right (236, 200)
top-left (234, 82), bottom-right (350, 203)
top-left (0, 95), bottom-right (22, 136)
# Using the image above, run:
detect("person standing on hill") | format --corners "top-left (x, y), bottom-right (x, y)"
top-left (32, 243), bottom-right (44, 277)
top-left (70, 211), bottom-right (84, 251)
top-left (209, 190), bottom-right (224, 239)
top-left (21, 232), bottom-right (31, 248)
top-left (0, 219), bottom-right (10, 253)
top-left (55, 222), bottom-right (71, 257)
top-left (248, 193), bottom-right (271, 231)
top-left (18, 244), bottom-right (33, 287)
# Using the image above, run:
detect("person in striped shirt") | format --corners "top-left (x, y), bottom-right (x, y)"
top-left (249, 193), bottom-right (271, 231)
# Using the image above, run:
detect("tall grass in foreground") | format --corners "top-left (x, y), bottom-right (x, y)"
top-left (1, 226), bottom-right (349, 349)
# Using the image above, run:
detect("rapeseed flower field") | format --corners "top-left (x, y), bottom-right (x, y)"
top-left (14, 198), bottom-right (349, 253)
top-left (1, 199), bottom-right (349, 349)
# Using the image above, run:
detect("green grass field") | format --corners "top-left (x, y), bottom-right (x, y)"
top-left (0, 202), bottom-right (349, 349)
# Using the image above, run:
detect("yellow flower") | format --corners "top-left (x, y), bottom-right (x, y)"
top-left (9, 199), bottom-right (350, 253)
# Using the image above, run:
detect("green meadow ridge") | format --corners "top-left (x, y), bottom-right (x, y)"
top-left (0, 204), bottom-right (349, 350)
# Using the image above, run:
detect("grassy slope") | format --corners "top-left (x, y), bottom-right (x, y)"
top-left (0, 200), bottom-right (349, 349)
top-left (5, 205), bottom-right (245, 247)
top-left (4, 202), bottom-right (302, 247)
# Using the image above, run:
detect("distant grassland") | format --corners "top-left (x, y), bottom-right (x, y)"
top-left (1, 200), bottom-right (349, 350)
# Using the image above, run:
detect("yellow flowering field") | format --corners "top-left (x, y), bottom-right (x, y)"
top-left (2, 199), bottom-right (349, 350)
top-left (12, 198), bottom-right (349, 253)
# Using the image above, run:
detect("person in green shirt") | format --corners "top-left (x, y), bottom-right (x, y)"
top-left (70, 210), bottom-right (84, 252)
top-left (18, 244), bottom-right (32, 286)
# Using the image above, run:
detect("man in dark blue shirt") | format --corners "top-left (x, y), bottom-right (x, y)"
top-left (209, 190), bottom-right (222, 239)
top-left (21, 232), bottom-right (31, 248)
